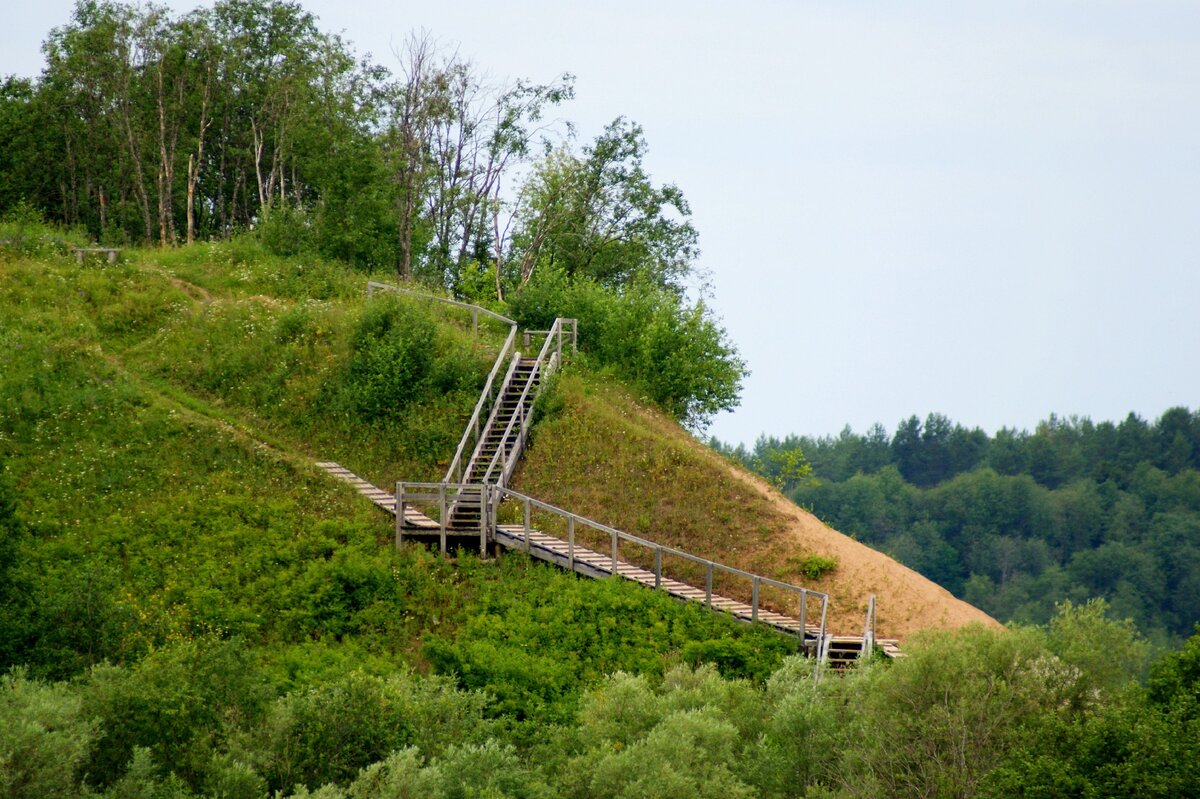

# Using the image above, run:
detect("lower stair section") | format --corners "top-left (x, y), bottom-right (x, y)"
top-left (493, 525), bottom-right (823, 645)
top-left (316, 462), bottom-right (902, 661)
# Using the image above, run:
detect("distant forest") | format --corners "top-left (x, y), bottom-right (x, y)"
top-left (715, 408), bottom-right (1200, 643)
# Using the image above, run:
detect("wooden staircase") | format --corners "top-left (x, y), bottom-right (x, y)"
top-left (318, 288), bottom-right (900, 664)
top-left (448, 356), bottom-right (539, 528)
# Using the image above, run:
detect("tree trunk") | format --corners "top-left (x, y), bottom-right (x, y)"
top-left (186, 153), bottom-right (196, 244)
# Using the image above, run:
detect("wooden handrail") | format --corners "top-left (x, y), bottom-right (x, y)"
top-left (489, 484), bottom-right (829, 645)
top-left (366, 280), bottom-right (516, 328)
top-left (363, 278), bottom-right (522, 487)
top-left (444, 326), bottom-right (519, 484)
top-left (495, 485), bottom-right (829, 600)
top-left (480, 317), bottom-right (575, 486)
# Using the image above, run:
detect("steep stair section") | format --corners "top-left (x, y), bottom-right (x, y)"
top-left (448, 356), bottom-right (539, 528)
top-left (464, 357), bottom-right (539, 486)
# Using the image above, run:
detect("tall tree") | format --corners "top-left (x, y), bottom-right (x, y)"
top-left (510, 118), bottom-right (699, 295)
top-left (383, 35), bottom-right (572, 287)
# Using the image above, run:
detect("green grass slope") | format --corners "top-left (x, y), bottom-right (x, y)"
top-left (0, 240), bottom-right (799, 793)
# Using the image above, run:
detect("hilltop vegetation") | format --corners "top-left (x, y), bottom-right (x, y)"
top-left (717, 411), bottom-right (1200, 644)
top-left (2, 0), bottom-right (747, 435)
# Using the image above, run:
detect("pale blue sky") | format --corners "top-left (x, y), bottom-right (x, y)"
top-left (6, 2), bottom-right (1199, 444)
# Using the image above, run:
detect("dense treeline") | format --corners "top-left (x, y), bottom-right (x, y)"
top-left (1, 0), bottom-right (696, 294)
top-left (715, 410), bottom-right (1200, 641)
top-left (1, 1), bottom-right (746, 428)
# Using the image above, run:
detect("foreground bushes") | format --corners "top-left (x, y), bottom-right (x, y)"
top-left (4, 604), bottom-right (1198, 799)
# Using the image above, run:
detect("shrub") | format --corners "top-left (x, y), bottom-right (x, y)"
top-left (80, 638), bottom-right (271, 790)
top-left (248, 671), bottom-right (487, 792)
top-left (0, 669), bottom-right (97, 799)
top-left (795, 555), bottom-right (837, 580)
top-left (258, 203), bottom-right (315, 258)
top-left (339, 296), bottom-right (476, 423)
top-left (507, 272), bottom-right (745, 429)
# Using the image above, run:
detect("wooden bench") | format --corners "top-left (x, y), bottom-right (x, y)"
top-left (72, 247), bottom-right (121, 265)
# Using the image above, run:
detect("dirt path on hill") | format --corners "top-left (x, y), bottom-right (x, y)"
top-left (722, 465), bottom-right (1002, 642)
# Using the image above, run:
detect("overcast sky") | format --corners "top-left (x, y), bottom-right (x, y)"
top-left (6, 1), bottom-right (1199, 445)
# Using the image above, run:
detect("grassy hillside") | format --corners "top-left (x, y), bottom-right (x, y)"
top-left (3, 239), bottom-right (1197, 799)
top-left (0, 239), bottom-right (801, 791)
top-left (513, 375), bottom-right (997, 638)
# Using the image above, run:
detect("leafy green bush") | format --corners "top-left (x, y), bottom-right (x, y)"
top-left (247, 670), bottom-right (488, 792)
top-left (0, 669), bottom-right (97, 799)
top-left (338, 295), bottom-right (479, 423)
top-left (80, 638), bottom-right (271, 789)
top-left (258, 204), bottom-right (316, 258)
top-left (795, 555), bottom-right (837, 580)
top-left (101, 747), bottom-right (196, 799)
top-left (0, 203), bottom-right (89, 260)
top-left (1147, 624), bottom-right (1200, 715)
top-left (570, 666), bottom-right (760, 799)
top-left (344, 748), bottom-right (437, 799)
top-left (507, 271), bottom-right (745, 429)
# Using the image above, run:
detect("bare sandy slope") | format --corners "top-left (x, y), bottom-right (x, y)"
top-left (723, 464), bottom-right (1002, 641)
top-left (514, 375), bottom-right (1000, 643)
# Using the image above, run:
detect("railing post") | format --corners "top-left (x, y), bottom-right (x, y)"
top-left (568, 515), bottom-right (575, 570)
top-left (478, 485), bottom-right (487, 556)
top-left (610, 530), bottom-right (618, 574)
top-left (870, 594), bottom-right (876, 648)
top-left (472, 308), bottom-right (478, 336)
top-left (654, 547), bottom-right (662, 589)
top-left (798, 590), bottom-right (808, 652)
top-left (523, 330), bottom-right (530, 349)
top-left (439, 483), bottom-right (447, 555)
top-left (556, 321), bottom-right (563, 365)
top-left (705, 563), bottom-right (713, 607)
top-left (522, 497), bottom-right (531, 552)
top-left (752, 576), bottom-right (760, 622)
top-left (861, 594), bottom-right (876, 660)
top-left (395, 482), bottom-right (404, 548)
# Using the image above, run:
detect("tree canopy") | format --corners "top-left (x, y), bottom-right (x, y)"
top-left (1, 0), bottom-right (745, 427)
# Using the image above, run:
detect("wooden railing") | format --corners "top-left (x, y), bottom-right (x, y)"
top-left (362, 279), bottom-right (521, 487)
top-left (444, 328), bottom-right (519, 485)
top-left (365, 280), bottom-right (515, 332)
top-left (487, 484), bottom-right (829, 647)
top-left (861, 594), bottom-right (877, 658)
top-left (482, 317), bottom-right (577, 487)
top-left (394, 481), bottom-right (487, 554)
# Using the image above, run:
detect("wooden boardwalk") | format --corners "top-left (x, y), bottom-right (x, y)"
top-left (317, 462), bottom-right (435, 528)
top-left (318, 298), bottom-right (903, 662)
top-left (316, 462), bottom-right (901, 659)
top-left (321, 460), bottom-right (818, 643)
top-left (493, 524), bottom-right (822, 640)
